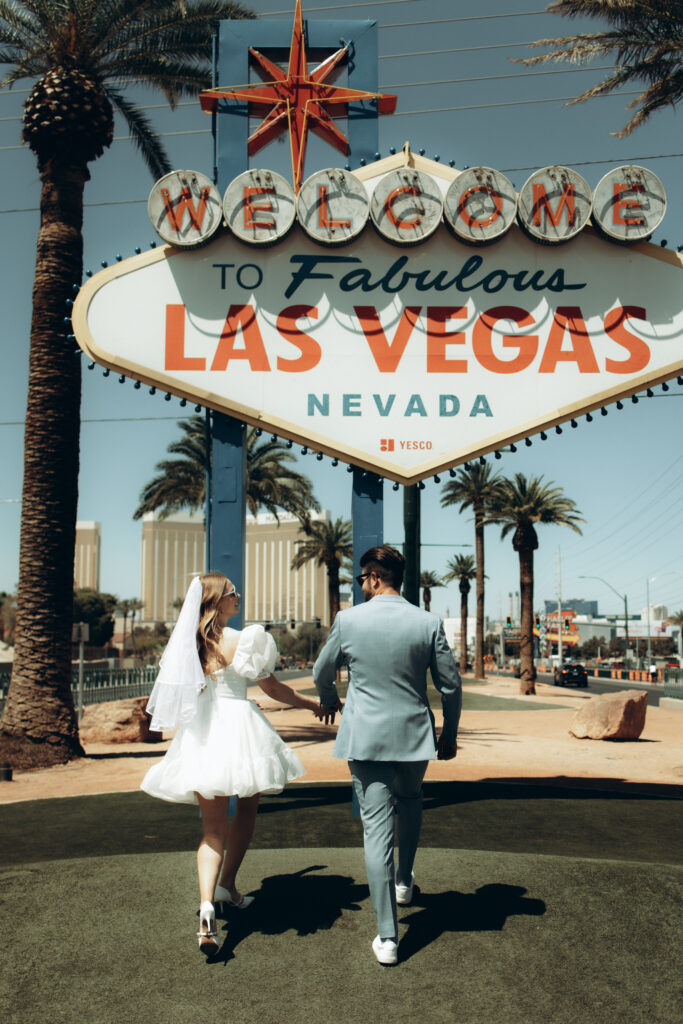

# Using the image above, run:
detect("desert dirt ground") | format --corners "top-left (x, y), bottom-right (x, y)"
top-left (1, 674), bottom-right (681, 804)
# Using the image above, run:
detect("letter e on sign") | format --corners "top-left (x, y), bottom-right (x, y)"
top-left (148, 170), bottom-right (223, 248)
top-left (592, 166), bottom-right (666, 244)
top-left (223, 169), bottom-right (296, 246)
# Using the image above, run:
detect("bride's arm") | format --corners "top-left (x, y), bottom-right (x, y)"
top-left (257, 674), bottom-right (324, 717)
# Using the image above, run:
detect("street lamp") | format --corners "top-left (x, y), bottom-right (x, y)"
top-left (578, 576), bottom-right (629, 665)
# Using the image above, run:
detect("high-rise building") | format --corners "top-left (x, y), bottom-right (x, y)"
top-left (140, 511), bottom-right (205, 622)
top-left (139, 509), bottom-right (330, 626)
top-left (74, 521), bottom-right (101, 591)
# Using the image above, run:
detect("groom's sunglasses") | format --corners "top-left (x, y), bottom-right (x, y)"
top-left (355, 572), bottom-right (371, 586)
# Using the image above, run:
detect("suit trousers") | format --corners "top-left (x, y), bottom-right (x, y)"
top-left (349, 759), bottom-right (428, 940)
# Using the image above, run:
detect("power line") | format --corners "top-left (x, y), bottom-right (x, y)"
top-left (0, 416), bottom-right (192, 426)
top-left (2, 149), bottom-right (682, 214)
top-left (385, 66), bottom-right (616, 89)
top-left (393, 90), bottom-right (642, 117)
top-left (265, 5), bottom-right (547, 23)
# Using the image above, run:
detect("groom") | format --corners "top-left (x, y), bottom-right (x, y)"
top-left (313, 544), bottom-right (461, 965)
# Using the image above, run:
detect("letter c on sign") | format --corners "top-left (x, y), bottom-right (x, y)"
top-left (384, 186), bottom-right (422, 229)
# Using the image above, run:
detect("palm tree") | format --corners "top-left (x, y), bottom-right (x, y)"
top-left (443, 555), bottom-right (476, 674)
top-left (0, 0), bottom-right (256, 769)
top-left (419, 571), bottom-right (444, 613)
top-left (291, 518), bottom-right (353, 626)
top-left (134, 417), bottom-right (319, 524)
top-left (127, 599), bottom-right (145, 661)
top-left (115, 598), bottom-right (137, 658)
top-left (490, 474), bottom-right (583, 695)
top-left (441, 464), bottom-right (503, 679)
top-left (668, 610), bottom-right (683, 660)
top-left (516, 0), bottom-right (683, 137)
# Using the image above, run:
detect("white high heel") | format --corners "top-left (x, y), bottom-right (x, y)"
top-left (214, 883), bottom-right (254, 910)
top-left (197, 900), bottom-right (219, 953)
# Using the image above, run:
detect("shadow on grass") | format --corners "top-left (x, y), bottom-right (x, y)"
top-left (398, 883), bottom-right (546, 963)
top-left (205, 864), bottom-right (367, 965)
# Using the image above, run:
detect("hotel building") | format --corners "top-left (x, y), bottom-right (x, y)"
top-left (139, 509), bottom-right (330, 626)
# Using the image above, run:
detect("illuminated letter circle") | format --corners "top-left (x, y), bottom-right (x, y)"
top-left (148, 170), bottom-right (223, 248)
top-left (297, 168), bottom-right (369, 246)
top-left (592, 165), bottom-right (666, 244)
top-left (517, 165), bottom-right (592, 244)
top-left (223, 169), bottom-right (296, 246)
top-left (444, 167), bottom-right (517, 245)
top-left (369, 168), bottom-right (443, 245)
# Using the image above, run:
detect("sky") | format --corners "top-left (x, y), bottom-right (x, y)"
top-left (1, 0), bottom-right (682, 624)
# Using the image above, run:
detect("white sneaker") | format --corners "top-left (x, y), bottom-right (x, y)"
top-left (372, 935), bottom-right (398, 965)
top-left (395, 871), bottom-right (415, 905)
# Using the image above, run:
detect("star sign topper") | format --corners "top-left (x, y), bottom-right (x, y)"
top-left (199, 0), bottom-right (397, 192)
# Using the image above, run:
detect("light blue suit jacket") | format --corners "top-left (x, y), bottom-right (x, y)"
top-left (313, 594), bottom-right (462, 762)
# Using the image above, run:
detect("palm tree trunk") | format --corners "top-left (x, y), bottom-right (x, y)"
top-left (0, 158), bottom-right (87, 768)
top-left (474, 515), bottom-right (485, 678)
top-left (459, 586), bottom-right (469, 674)
top-left (518, 546), bottom-right (536, 695)
top-left (327, 561), bottom-right (341, 625)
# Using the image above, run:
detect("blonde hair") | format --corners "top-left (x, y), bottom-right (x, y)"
top-left (197, 572), bottom-right (231, 674)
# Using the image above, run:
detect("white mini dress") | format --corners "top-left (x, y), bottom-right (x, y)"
top-left (140, 625), bottom-right (305, 804)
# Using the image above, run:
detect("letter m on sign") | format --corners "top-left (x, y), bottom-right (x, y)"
top-left (160, 186), bottom-right (211, 232)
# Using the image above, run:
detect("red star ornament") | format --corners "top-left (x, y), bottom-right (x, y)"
top-left (200, 0), bottom-right (397, 192)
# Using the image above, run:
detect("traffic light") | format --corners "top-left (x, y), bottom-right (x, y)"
top-left (290, 619), bottom-right (296, 630)
top-left (505, 616), bottom-right (512, 628)
top-left (315, 617), bottom-right (321, 629)
top-left (265, 622), bottom-right (272, 632)
top-left (535, 616), bottom-right (541, 628)
top-left (563, 618), bottom-right (570, 631)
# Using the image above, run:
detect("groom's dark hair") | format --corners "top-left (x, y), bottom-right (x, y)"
top-left (360, 545), bottom-right (405, 590)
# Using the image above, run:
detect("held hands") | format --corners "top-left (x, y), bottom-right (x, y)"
top-left (313, 699), bottom-right (343, 725)
top-left (437, 734), bottom-right (457, 761)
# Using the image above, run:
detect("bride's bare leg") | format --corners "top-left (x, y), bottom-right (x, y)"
top-left (218, 794), bottom-right (260, 898)
top-left (196, 794), bottom-right (230, 905)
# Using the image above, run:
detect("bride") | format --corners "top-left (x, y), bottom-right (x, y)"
top-left (141, 572), bottom-right (325, 954)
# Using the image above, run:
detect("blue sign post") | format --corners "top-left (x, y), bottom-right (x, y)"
top-left (210, 11), bottom-right (386, 615)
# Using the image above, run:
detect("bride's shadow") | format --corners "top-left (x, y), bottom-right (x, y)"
top-left (206, 865), bottom-right (367, 964)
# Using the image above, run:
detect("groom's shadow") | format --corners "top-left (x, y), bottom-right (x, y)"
top-left (398, 883), bottom-right (546, 962)
top-left (207, 865), bottom-right (367, 965)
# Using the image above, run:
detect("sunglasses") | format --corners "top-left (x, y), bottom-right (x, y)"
top-left (221, 586), bottom-right (237, 598)
top-left (355, 572), bottom-right (371, 586)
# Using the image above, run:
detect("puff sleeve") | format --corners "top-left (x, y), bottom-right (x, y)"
top-left (231, 624), bottom-right (278, 681)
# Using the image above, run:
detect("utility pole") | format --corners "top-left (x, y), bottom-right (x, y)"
top-left (557, 547), bottom-right (563, 670)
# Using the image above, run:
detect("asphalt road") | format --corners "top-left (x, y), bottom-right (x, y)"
top-left (537, 670), bottom-right (663, 707)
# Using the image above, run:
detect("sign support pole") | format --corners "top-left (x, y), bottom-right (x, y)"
top-left (352, 470), bottom-right (383, 604)
top-left (209, 415), bottom-right (246, 628)
top-left (403, 485), bottom-right (421, 607)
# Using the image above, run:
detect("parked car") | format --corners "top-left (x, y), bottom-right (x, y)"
top-left (554, 662), bottom-right (588, 688)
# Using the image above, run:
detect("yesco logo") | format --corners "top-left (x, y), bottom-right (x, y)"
top-left (380, 439), bottom-right (434, 451)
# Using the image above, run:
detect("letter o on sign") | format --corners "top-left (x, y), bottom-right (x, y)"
top-left (297, 168), bottom-right (369, 245)
top-left (517, 165), bottom-right (592, 244)
top-left (223, 169), bottom-right (296, 246)
top-left (444, 167), bottom-right (517, 245)
top-left (592, 165), bottom-right (666, 243)
top-left (369, 168), bottom-right (443, 245)
top-left (148, 170), bottom-right (223, 248)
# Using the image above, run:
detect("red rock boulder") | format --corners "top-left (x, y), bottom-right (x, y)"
top-left (79, 697), bottom-right (163, 744)
top-left (569, 689), bottom-right (647, 740)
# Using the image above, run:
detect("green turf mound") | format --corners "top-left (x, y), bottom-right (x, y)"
top-left (1, 848), bottom-right (680, 1024)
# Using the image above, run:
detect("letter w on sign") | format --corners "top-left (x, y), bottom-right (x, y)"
top-left (161, 186), bottom-right (211, 233)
